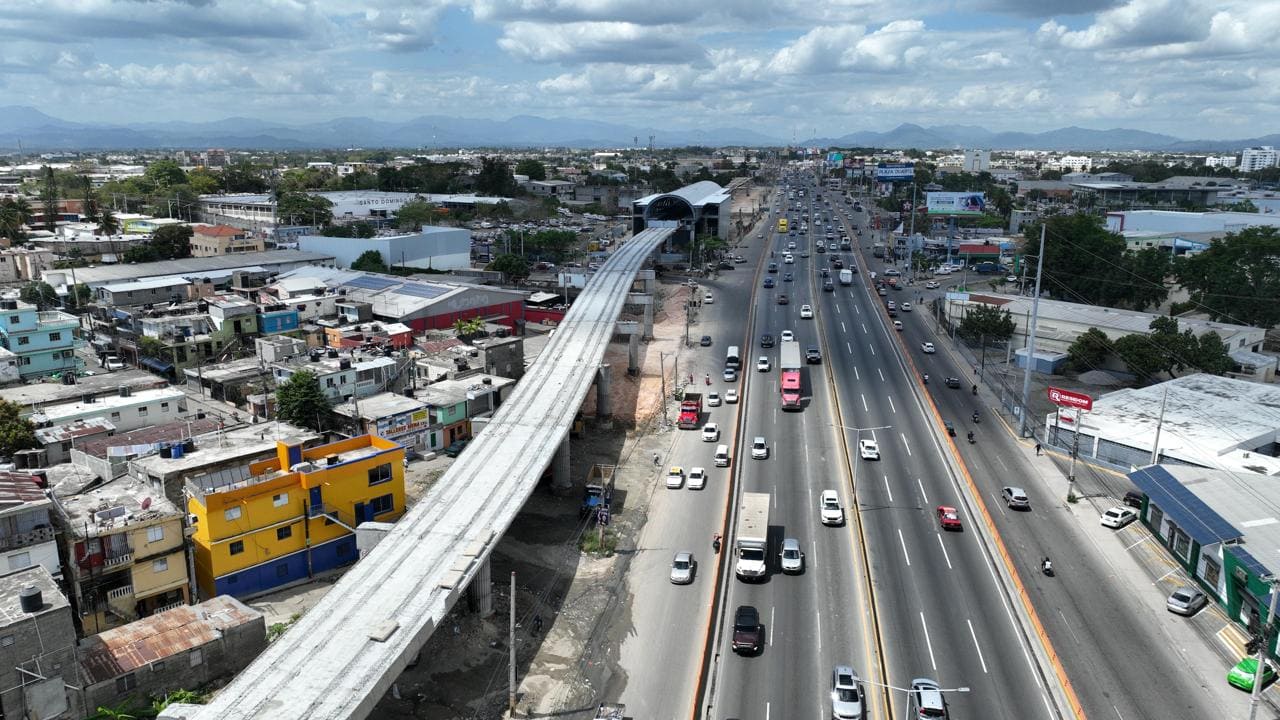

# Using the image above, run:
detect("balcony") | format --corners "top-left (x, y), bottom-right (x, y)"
top-left (36, 311), bottom-right (81, 332)
top-left (102, 552), bottom-right (133, 569)
top-left (0, 525), bottom-right (55, 553)
top-left (106, 584), bottom-right (135, 601)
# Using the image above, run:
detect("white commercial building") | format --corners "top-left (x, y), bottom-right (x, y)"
top-left (1044, 374), bottom-right (1280, 475)
top-left (297, 227), bottom-right (470, 271)
top-left (1105, 209), bottom-right (1280, 235)
top-left (1205, 155), bottom-right (1239, 168)
top-left (1057, 155), bottom-right (1093, 172)
top-left (962, 149), bottom-right (990, 173)
top-left (30, 387), bottom-right (188, 433)
top-left (199, 190), bottom-right (510, 230)
top-left (1240, 146), bottom-right (1278, 173)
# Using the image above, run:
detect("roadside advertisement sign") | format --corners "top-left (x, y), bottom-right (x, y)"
top-left (875, 162), bottom-right (915, 182)
top-left (926, 192), bottom-right (986, 215)
top-left (1047, 386), bottom-right (1093, 411)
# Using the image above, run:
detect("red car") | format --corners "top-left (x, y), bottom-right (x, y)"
top-left (937, 506), bottom-right (962, 531)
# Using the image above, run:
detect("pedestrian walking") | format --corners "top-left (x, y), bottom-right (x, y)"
top-left (653, 452), bottom-right (660, 466)
top-left (1035, 442), bottom-right (1043, 456)
top-left (531, 614), bottom-right (543, 635)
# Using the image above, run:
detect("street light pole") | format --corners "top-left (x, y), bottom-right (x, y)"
top-left (1018, 223), bottom-right (1047, 438)
top-left (1249, 577), bottom-right (1279, 720)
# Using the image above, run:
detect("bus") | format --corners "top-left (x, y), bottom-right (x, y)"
top-left (777, 218), bottom-right (788, 234)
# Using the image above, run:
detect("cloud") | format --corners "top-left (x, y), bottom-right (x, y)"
top-left (1036, 0), bottom-right (1212, 51)
top-left (973, 0), bottom-right (1124, 17)
top-left (473, 0), bottom-right (702, 26)
top-left (498, 21), bottom-right (707, 64)
top-left (0, 0), bottom-right (331, 43)
top-left (360, 5), bottom-right (448, 52)
top-left (768, 20), bottom-right (927, 75)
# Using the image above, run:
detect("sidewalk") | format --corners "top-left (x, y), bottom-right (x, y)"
top-left (988, 400), bottom-right (1273, 715)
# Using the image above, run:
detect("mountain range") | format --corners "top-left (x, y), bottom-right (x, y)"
top-left (0, 106), bottom-right (1274, 152)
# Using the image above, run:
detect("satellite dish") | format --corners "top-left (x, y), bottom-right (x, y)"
top-left (141, 497), bottom-right (152, 510)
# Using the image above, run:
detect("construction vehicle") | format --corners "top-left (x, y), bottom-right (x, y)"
top-left (579, 464), bottom-right (616, 523)
top-left (678, 390), bottom-right (703, 429)
top-left (735, 492), bottom-right (770, 580)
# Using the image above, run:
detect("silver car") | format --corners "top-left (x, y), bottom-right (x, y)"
top-left (1002, 486), bottom-right (1030, 509)
top-left (1166, 586), bottom-right (1208, 616)
top-left (670, 552), bottom-right (694, 585)
top-left (831, 665), bottom-right (864, 719)
top-left (780, 538), bottom-right (804, 574)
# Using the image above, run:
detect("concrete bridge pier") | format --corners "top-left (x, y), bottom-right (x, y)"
top-left (466, 556), bottom-right (493, 616)
top-left (596, 364), bottom-right (613, 429)
top-left (551, 436), bottom-right (572, 493)
top-left (642, 302), bottom-right (654, 339)
top-left (628, 333), bottom-right (641, 375)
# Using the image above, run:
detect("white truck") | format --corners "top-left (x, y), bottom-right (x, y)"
top-left (735, 492), bottom-right (770, 580)
top-left (838, 268), bottom-right (854, 286)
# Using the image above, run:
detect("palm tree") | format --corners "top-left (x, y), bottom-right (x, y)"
top-left (96, 208), bottom-right (119, 237)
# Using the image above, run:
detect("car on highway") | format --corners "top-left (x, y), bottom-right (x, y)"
top-left (700, 335), bottom-right (712, 346)
top-left (830, 666), bottom-right (864, 720)
top-left (921, 342), bottom-right (936, 353)
top-left (944, 421), bottom-right (956, 437)
top-left (877, 287), bottom-right (887, 297)
top-left (665, 466), bottom-right (684, 489)
top-left (1002, 486), bottom-right (1030, 509)
top-left (1166, 586), bottom-right (1208, 616)
top-left (731, 605), bottom-right (763, 655)
top-left (751, 436), bottom-right (769, 459)
top-left (757, 356), bottom-right (771, 372)
top-left (783, 272), bottom-right (793, 282)
top-left (702, 423), bottom-right (720, 442)
top-left (806, 346), bottom-right (822, 364)
top-left (925, 280), bottom-right (940, 289)
top-left (909, 678), bottom-right (948, 718)
top-left (832, 257), bottom-right (844, 269)
top-left (800, 304), bottom-right (815, 319)
top-left (760, 334), bottom-right (775, 348)
top-left (778, 293), bottom-right (790, 305)
top-left (723, 367), bottom-right (738, 382)
top-left (1100, 506), bottom-right (1137, 528)
top-left (783, 254), bottom-right (795, 264)
top-left (780, 538), bottom-right (805, 574)
top-left (670, 552), bottom-right (694, 584)
top-left (688, 467), bottom-right (707, 490)
top-left (735, 255), bottom-right (746, 263)
top-left (901, 302), bottom-right (912, 312)
top-left (823, 280), bottom-right (835, 292)
top-left (820, 490), bottom-right (845, 526)
top-left (787, 241), bottom-right (797, 250)
top-left (944, 377), bottom-right (961, 388)
top-left (886, 300), bottom-right (896, 310)
top-left (763, 277), bottom-right (775, 288)
top-left (768, 262), bottom-right (779, 273)
top-left (707, 392), bottom-right (721, 407)
top-left (893, 320), bottom-right (903, 331)
top-left (703, 293), bottom-right (714, 304)
top-left (1228, 657), bottom-right (1276, 692)
top-left (800, 250), bottom-right (810, 258)
top-left (781, 330), bottom-right (794, 342)
top-left (937, 506), bottom-right (962, 531)
top-left (725, 389), bottom-right (738, 403)
top-left (858, 439), bottom-right (880, 460)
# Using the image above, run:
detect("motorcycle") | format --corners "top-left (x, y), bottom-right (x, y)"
top-left (1041, 557), bottom-right (1054, 577)
top-left (922, 374), bottom-right (929, 385)
top-left (972, 412), bottom-right (980, 424)
top-left (712, 534), bottom-right (722, 554)
top-left (971, 384), bottom-right (978, 395)
top-left (967, 431), bottom-right (975, 444)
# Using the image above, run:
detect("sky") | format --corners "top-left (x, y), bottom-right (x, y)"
top-left (0, 0), bottom-right (1276, 140)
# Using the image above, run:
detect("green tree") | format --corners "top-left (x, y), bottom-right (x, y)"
top-left (1174, 226), bottom-right (1280, 328)
top-left (138, 337), bottom-right (169, 361)
top-left (489, 253), bottom-right (529, 283)
top-left (515, 159), bottom-right (546, 181)
top-left (85, 705), bottom-right (141, 720)
top-left (81, 175), bottom-right (99, 223)
top-left (65, 283), bottom-right (93, 311)
top-left (151, 224), bottom-right (194, 259)
top-left (1066, 327), bottom-right (1112, 371)
top-left (40, 165), bottom-right (59, 231)
top-left (350, 250), bottom-right (388, 273)
top-left (1025, 213), bottom-right (1168, 309)
top-left (393, 199), bottom-right (438, 231)
top-left (0, 197), bottom-right (33, 242)
top-left (276, 191), bottom-right (333, 226)
top-left (221, 161), bottom-right (269, 193)
top-left (1112, 333), bottom-right (1167, 383)
top-left (474, 157), bottom-right (517, 196)
top-left (957, 303), bottom-right (1015, 343)
top-left (0, 399), bottom-right (38, 457)
top-left (275, 370), bottom-right (332, 431)
top-left (1125, 246), bottom-right (1172, 311)
top-left (452, 316), bottom-right (485, 338)
top-left (19, 281), bottom-right (58, 310)
top-left (97, 208), bottom-right (120, 237)
top-left (186, 167), bottom-right (220, 195)
top-left (144, 159), bottom-right (189, 189)
top-left (522, 229), bottom-right (577, 261)
top-left (1188, 331), bottom-right (1234, 375)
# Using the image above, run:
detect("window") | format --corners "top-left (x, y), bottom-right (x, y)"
top-left (326, 377), bottom-right (335, 388)
top-left (189, 648), bottom-right (203, 667)
top-left (110, 411), bottom-right (121, 421)
top-left (61, 441), bottom-right (71, 452)
top-left (138, 406), bottom-right (148, 416)
top-left (368, 463), bottom-right (392, 486)
top-left (7, 552), bottom-right (31, 571)
top-left (1203, 556), bottom-right (1222, 587)
top-left (152, 660), bottom-right (165, 672)
top-left (17, 336), bottom-right (28, 345)
top-left (7, 316), bottom-right (17, 324)
top-left (273, 492), bottom-right (288, 507)
top-left (147, 525), bottom-right (164, 543)
top-left (229, 541), bottom-right (244, 555)
top-left (161, 402), bottom-right (169, 410)
top-left (276, 526), bottom-right (292, 541)
top-left (224, 506), bottom-right (242, 521)
top-left (116, 674), bottom-right (137, 693)
top-left (48, 332), bottom-right (61, 342)
top-left (369, 494), bottom-right (394, 517)
top-left (18, 356), bottom-right (29, 366)
top-left (152, 558), bottom-right (168, 573)
top-left (0, 635), bottom-right (13, 647)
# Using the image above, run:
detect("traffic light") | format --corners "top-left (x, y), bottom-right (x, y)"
top-left (1247, 636), bottom-right (1263, 654)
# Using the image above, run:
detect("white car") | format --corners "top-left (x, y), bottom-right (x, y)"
top-left (751, 436), bottom-right (769, 460)
top-left (665, 466), bottom-right (685, 489)
top-left (800, 304), bottom-right (814, 319)
top-left (688, 467), bottom-right (707, 490)
top-left (723, 367), bottom-right (738, 382)
top-left (670, 552), bottom-right (694, 584)
top-left (703, 292), bottom-right (714, 304)
top-left (103, 355), bottom-right (126, 371)
top-left (725, 388), bottom-right (739, 403)
top-left (820, 490), bottom-right (845, 526)
top-left (925, 280), bottom-right (940, 289)
top-left (893, 320), bottom-right (903, 331)
top-left (783, 254), bottom-right (795, 264)
top-left (921, 342), bottom-right (936, 354)
top-left (780, 330), bottom-right (794, 342)
top-left (780, 538), bottom-right (804, 574)
top-left (757, 356), bottom-right (771, 372)
top-left (859, 439), bottom-right (880, 460)
top-left (707, 392), bottom-right (721, 407)
top-left (787, 241), bottom-right (797, 250)
top-left (702, 423), bottom-right (720, 442)
top-left (901, 302), bottom-right (912, 312)
top-left (1100, 506), bottom-right (1138, 529)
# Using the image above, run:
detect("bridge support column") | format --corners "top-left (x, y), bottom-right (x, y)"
top-left (628, 334), bottom-right (640, 375)
top-left (552, 436), bottom-right (572, 493)
top-left (467, 557), bottom-right (493, 616)
top-left (642, 301), bottom-right (654, 340)
top-left (642, 277), bottom-right (655, 294)
top-left (596, 364), bottom-right (612, 428)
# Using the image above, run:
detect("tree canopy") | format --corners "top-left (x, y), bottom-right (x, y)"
top-left (393, 199), bottom-right (438, 231)
top-left (515, 159), bottom-right (546, 181)
top-left (475, 157), bottom-right (518, 197)
top-left (20, 281), bottom-right (58, 310)
top-left (275, 370), bottom-right (332, 431)
top-left (489, 253), bottom-right (529, 282)
top-left (1024, 213), bottom-right (1169, 310)
top-left (1174, 226), bottom-right (1280, 328)
top-left (1066, 327), bottom-right (1112, 371)
top-left (0, 399), bottom-right (38, 458)
top-left (957, 303), bottom-right (1015, 343)
top-left (276, 191), bottom-right (333, 226)
top-left (124, 224), bottom-right (194, 263)
top-left (350, 250), bottom-right (388, 273)
top-left (1110, 316), bottom-right (1233, 383)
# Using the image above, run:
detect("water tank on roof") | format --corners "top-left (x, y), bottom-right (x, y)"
top-left (182, 439), bottom-right (195, 453)
top-left (327, 348), bottom-right (339, 359)
top-left (339, 359), bottom-right (351, 370)
top-left (159, 445), bottom-right (173, 459)
top-left (18, 587), bottom-right (41, 614)
top-left (118, 385), bottom-right (131, 397)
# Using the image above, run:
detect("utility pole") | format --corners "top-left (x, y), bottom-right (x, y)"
top-left (508, 571), bottom-right (517, 712)
top-left (1067, 407), bottom-right (1082, 498)
top-left (659, 353), bottom-right (669, 427)
top-left (1249, 578), bottom-right (1279, 720)
top-left (1018, 224), bottom-right (1047, 438)
top-left (1149, 386), bottom-right (1170, 465)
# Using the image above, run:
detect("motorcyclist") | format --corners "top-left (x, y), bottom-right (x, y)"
top-left (705, 373), bottom-right (711, 386)
top-left (922, 373), bottom-right (929, 384)
top-left (1042, 557), bottom-right (1053, 573)
top-left (972, 384), bottom-right (978, 395)
top-left (712, 533), bottom-right (722, 553)
top-left (967, 431), bottom-right (974, 443)
top-left (972, 411), bottom-right (980, 423)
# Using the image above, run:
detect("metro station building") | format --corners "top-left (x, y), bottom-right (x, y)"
top-left (631, 181), bottom-right (732, 249)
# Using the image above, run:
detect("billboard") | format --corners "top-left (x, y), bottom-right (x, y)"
top-left (875, 162), bottom-right (915, 182)
top-left (826, 152), bottom-right (844, 168)
top-left (1047, 387), bottom-right (1093, 411)
top-left (926, 192), bottom-right (987, 215)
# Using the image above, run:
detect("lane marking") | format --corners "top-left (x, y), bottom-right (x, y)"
top-left (967, 619), bottom-right (989, 673)
top-left (1057, 609), bottom-right (1082, 646)
top-left (770, 606), bottom-right (775, 646)
top-left (869, 345), bottom-right (875, 356)
top-left (877, 367), bottom-right (886, 382)
top-left (919, 611), bottom-right (937, 670)
top-left (900, 433), bottom-right (912, 457)
top-left (936, 533), bottom-right (953, 570)
top-left (861, 394), bottom-right (869, 413)
top-left (861, 323), bottom-right (868, 334)
top-left (888, 396), bottom-right (896, 414)
top-left (854, 304), bottom-right (861, 315)
top-left (853, 366), bottom-right (860, 380)
top-left (835, 304), bottom-right (841, 315)
top-left (883, 475), bottom-right (894, 502)
top-left (898, 528), bottom-right (911, 566)
top-left (841, 321), bottom-right (847, 333)
top-left (846, 342), bottom-right (853, 354)
top-left (917, 478), bottom-right (928, 504)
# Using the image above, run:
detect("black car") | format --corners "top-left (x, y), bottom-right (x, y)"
top-left (768, 263), bottom-right (779, 273)
top-left (760, 334), bottom-right (775, 348)
top-left (806, 347), bottom-right (822, 364)
top-left (443, 439), bottom-right (470, 457)
top-left (944, 421), bottom-right (956, 437)
top-left (944, 377), bottom-right (961, 389)
top-left (823, 281), bottom-right (835, 292)
top-left (778, 294), bottom-right (789, 305)
top-left (700, 335), bottom-right (712, 347)
top-left (783, 273), bottom-right (793, 282)
top-left (731, 605), bottom-right (763, 655)
top-left (1123, 490), bottom-right (1146, 509)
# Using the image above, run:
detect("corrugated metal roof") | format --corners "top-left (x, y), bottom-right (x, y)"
top-left (0, 473), bottom-right (47, 504)
top-left (79, 596), bottom-right (262, 685)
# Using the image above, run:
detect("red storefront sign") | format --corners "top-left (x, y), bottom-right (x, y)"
top-left (1047, 386), bottom-right (1093, 411)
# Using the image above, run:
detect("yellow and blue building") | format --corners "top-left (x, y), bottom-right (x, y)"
top-left (187, 434), bottom-right (405, 599)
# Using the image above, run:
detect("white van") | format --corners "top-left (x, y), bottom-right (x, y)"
top-left (714, 444), bottom-right (730, 467)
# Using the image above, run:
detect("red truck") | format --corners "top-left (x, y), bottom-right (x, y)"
top-left (678, 391), bottom-right (703, 429)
